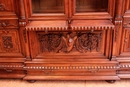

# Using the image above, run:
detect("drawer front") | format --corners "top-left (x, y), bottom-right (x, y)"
top-left (25, 63), bottom-right (118, 76)
top-left (0, 69), bottom-right (25, 78)
top-left (0, 62), bottom-right (25, 78)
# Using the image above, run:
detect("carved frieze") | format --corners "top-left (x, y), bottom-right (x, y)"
top-left (0, 20), bottom-right (18, 28)
top-left (38, 32), bottom-right (102, 53)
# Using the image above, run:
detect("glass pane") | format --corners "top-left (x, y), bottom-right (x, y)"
top-left (32, 0), bottom-right (64, 13)
top-left (76, 0), bottom-right (108, 12)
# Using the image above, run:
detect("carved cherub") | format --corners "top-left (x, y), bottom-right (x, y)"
top-left (62, 34), bottom-right (77, 52)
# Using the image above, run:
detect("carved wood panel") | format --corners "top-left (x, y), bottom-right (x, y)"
top-left (28, 30), bottom-right (111, 58)
top-left (0, 30), bottom-right (21, 53)
top-left (0, 0), bottom-right (15, 12)
top-left (38, 32), bottom-right (102, 53)
top-left (0, 20), bottom-right (18, 28)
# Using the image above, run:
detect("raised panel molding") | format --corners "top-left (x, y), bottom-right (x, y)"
top-left (0, 30), bottom-right (20, 53)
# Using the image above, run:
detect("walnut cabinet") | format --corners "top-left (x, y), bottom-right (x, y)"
top-left (0, 0), bottom-right (130, 82)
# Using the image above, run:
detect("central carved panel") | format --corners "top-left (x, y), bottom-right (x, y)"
top-left (2, 36), bottom-right (13, 49)
top-left (38, 32), bottom-right (102, 53)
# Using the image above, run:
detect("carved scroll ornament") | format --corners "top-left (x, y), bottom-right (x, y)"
top-left (38, 32), bottom-right (102, 53)
top-left (0, 3), bottom-right (9, 11)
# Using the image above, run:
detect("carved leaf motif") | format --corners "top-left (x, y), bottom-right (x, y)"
top-left (76, 33), bottom-right (101, 52)
top-left (38, 33), bottom-right (62, 52)
top-left (0, 21), bottom-right (17, 28)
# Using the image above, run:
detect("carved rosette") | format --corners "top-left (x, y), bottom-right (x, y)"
top-left (38, 32), bottom-right (102, 53)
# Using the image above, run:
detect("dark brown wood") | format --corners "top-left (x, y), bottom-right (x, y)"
top-left (27, 80), bottom-right (36, 83)
top-left (106, 80), bottom-right (116, 83)
top-left (0, 0), bottom-right (130, 82)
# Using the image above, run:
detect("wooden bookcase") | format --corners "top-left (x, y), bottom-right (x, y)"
top-left (0, 0), bottom-right (130, 83)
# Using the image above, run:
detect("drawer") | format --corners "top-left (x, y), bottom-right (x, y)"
top-left (0, 63), bottom-right (25, 78)
top-left (0, 69), bottom-right (25, 78)
top-left (25, 62), bottom-right (119, 76)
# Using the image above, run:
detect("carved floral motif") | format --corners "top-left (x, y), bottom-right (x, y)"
top-left (2, 36), bottom-right (13, 52)
top-left (2, 36), bottom-right (13, 49)
top-left (38, 32), bottom-right (102, 53)
top-left (0, 21), bottom-right (17, 28)
top-left (0, 30), bottom-right (20, 53)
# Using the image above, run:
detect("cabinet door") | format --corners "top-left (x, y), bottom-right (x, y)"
top-left (69, 0), bottom-right (115, 19)
top-left (26, 0), bottom-right (69, 19)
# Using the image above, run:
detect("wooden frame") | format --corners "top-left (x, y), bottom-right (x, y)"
top-left (69, 0), bottom-right (115, 19)
top-left (24, 0), bottom-right (69, 20)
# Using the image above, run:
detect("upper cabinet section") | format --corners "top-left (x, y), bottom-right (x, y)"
top-left (32, 0), bottom-right (64, 13)
top-left (25, 0), bottom-right (116, 20)
top-left (26, 0), bottom-right (69, 20)
top-left (76, 0), bottom-right (108, 12)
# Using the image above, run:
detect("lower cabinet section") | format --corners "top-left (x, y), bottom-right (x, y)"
top-left (1, 58), bottom-right (130, 81)
top-left (117, 58), bottom-right (130, 79)
top-left (23, 59), bottom-right (120, 81)
top-left (0, 63), bottom-right (25, 78)
top-left (0, 69), bottom-right (25, 78)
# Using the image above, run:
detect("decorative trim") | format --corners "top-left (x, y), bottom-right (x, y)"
top-left (23, 66), bottom-right (119, 70)
top-left (19, 22), bottom-right (26, 27)
top-left (0, 20), bottom-right (17, 28)
top-left (0, 65), bottom-right (24, 68)
top-left (23, 30), bottom-right (27, 43)
top-left (1, 64), bottom-right (130, 69)
top-left (2, 36), bottom-right (13, 49)
top-left (1, 64), bottom-right (130, 74)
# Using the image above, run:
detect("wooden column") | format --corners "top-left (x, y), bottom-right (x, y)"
top-left (113, 0), bottom-right (123, 56)
top-left (19, 0), bottom-right (30, 60)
